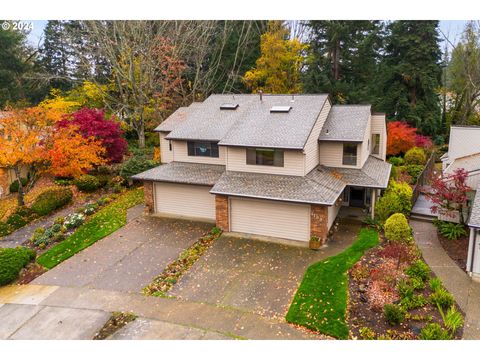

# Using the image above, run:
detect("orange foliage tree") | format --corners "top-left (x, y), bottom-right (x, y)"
top-left (0, 107), bottom-right (52, 205)
top-left (386, 121), bottom-right (417, 156)
top-left (46, 126), bottom-right (106, 178)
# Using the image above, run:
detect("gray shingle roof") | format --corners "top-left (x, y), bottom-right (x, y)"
top-left (323, 156), bottom-right (392, 189)
top-left (165, 94), bottom-right (329, 149)
top-left (154, 103), bottom-right (202, 133)
top-left (319, 105), bottom-right (371, 142)
top-left (131, 162), bottom-right (225, 186)
top-left (210, 167), bottom-right (345, 205)
top-left (469, 189), bottom-right (480, 228)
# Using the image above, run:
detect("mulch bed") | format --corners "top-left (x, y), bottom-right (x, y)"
top-left (16, 262), bottom-right (47, 284)
top-left (437, 233), bottom-right (468, 271)
top-left (93, 312), bottom-right (137, 340)
top-left (347, 237), bottom-right (464, 340)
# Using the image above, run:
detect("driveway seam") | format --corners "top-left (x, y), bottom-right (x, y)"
top-left (5, 305), bottom-right (46, 339)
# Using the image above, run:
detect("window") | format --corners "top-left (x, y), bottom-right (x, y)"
top-left (246, 148), bottom-right (284, 167)
top-left (187, 141), bottom-right (219, 157)
top-left (342, 143), bottom-right (357, 166)
top-left (372, 134), bottom-right (380, 155)
top-left (169, 140), bottom-right (172, 151)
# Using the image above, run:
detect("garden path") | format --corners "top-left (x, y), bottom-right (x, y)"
top-left (410, 220), bottom-right (480, 339)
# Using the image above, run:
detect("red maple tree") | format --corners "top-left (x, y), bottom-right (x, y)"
top-left (386, 121), bottom-right (417, 156)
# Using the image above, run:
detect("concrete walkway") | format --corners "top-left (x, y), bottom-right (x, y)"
top-left (0, 284), bottom-right (324, 340)
top-left (410, 220), bottom-right (480, 339)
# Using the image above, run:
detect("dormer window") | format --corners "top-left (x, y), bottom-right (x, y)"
top-left (220, 103), bottom-right (239, 110)
top-left (246, 148), bottom-right (284, 167)
top-left (187, 141), bottom-right (219, 157)
top-left (270, 106), bottom-right (292, 113)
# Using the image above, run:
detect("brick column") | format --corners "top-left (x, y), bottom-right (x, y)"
top-left (215, 195), bottom-right (229, 231)
top-left (310, 204), bottom-right (328, 248)
top-left (143, 181), bottom-right (154, 213)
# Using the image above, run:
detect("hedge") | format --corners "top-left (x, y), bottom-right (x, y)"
top-left (30, 188), bottom-right (73, 216)
top-left (0, 247), bottom-right (36, 286)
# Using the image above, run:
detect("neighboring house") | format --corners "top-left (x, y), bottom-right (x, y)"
top-left (467, 188), bottom-right (480, 279)
top-left (442, 125), bottom-right (480, 189)
top-left (133, 94), bottom-right (391, 247)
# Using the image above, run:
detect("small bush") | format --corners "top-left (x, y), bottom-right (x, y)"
top-left (9, 177), bottom-right (28, 193)
top-left (429, 277), bottom-right (443, 292)
top-left (419, 323), bottom-right (451, 340)
top-left (31, 188), bottom-right (73, 216)
top-left (401, 294), bottom-right (428, 310)
top-left (430, 287), bottom-right (455, 309)
top-left (0, 247), bottom-right (36, 286)
top-left (359, 327), bottom-right (376, 340)
top-left (5, 206), bottom-right (37, 230)
top-left (405, 260), bottom-right (430, 282)
top-left (64, 213), bottom-right (85, 230)
top-left (378, 243), bottom-right (415, 264)
top-left (75, 174), bottom-right (101, 193)
top-left (440, 306), bottom-right (464, 336)
top-left (350, 263), bottom-right (370, 281)
top-left (0, 222), bottom-right (10, 237)
top-left (84, 203), bottom-right (99, 215)
top-left (405, 164), bottom-right (424, 183)
top-left (54, 216), bottom-right (65, 225)
top-left (384, 213), bottom-right (412, 243)
top-left (404, 147), bottom-right (427, 165)
top-left (388, 156), bottom-right (404, 166)
top-left (383, 304), bottom-right (406, 325)
top-left (375, 180), bottom-right (413, 223)
top-left (119, 154), bottom-right (158, 180)
top-left (435, 221), bottom-right (467, 241)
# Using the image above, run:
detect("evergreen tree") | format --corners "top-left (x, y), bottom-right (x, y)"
top-left (303, 20), bottom-right (383, 103)
top-left (375, 21), bottom-right (442, 136)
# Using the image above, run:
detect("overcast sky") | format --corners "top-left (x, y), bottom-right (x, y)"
top-left (26, 20), bottom-right (468, 52)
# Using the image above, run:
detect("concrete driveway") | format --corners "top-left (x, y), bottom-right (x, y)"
top-left (33, 216), bottom-right (212, 293)
top-left (170, 219), bottom-right (360, 317)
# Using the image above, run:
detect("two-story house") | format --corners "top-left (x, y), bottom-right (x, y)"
top-left (132, 94), bottom-right (391, 247)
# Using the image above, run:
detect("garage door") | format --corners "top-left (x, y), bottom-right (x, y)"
top-left (154, 183), bottom-right (215, 221)
top-left (230, 197), bottom-right (310, 242)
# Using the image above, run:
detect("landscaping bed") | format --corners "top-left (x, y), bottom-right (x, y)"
top-left (437, 232), bottom-right (468, 271)
top-left (347, 234), bottom-right (464, 340)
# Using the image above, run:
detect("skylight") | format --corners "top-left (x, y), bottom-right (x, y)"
top-left (270, 106), bottom-right (292, 113)
top-left (220, 103), bottom-right (239, 110)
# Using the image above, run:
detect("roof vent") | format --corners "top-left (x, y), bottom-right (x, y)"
top-left (270, 106), bottom-right (292, 113)
top-left (220, 103), bottom-right (239, 110)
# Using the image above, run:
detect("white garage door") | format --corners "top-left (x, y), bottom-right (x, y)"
top-left (230, 197), bottom-right (310, 242)
top-left (154, 182), bottom-right (215, 221)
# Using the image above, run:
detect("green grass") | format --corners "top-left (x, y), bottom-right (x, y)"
top-left (37, 188), bottom-right (144, 269)
top-left (285, 228), bottom-right (379, 339)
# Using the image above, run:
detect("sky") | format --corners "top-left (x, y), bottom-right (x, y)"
top-left (26, 20), bottom-right (469, 52)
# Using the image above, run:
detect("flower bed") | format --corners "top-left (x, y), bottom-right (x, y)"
top-left (348, 234), bottom-right (464, 340)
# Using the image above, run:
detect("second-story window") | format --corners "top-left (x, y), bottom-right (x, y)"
top-left (246, 148), bottom-right (284, 167)
top-left (343, 143), bottom-right (357, 166)
top-left (372, 134), bottom-right (380, 155)
top-left (187, 141), bottom-right (219, 157)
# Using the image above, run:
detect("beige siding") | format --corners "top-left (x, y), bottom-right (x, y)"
top-left (229, 197), bottom-right (310, 242)
top-left (304, 100), bottom-right (331, 174)
top-left (226, 147), bottom-right (305, 176)
top-left (448, 127), bottom-right (480, 161)
top-left (319, 142), bottom-right (361, 169)
top-left (172, 140), bottom-right (226, 165)
top-left (327, 201), bottom-right (341, 230)
top-left (371, 114), bottom-right (387, 160)
top-left (159, 132), bottom-right (173, 163)
top-left (359, 115), bottom-right (372, 167)
top-left (154, 182), bottom-right (215, 221)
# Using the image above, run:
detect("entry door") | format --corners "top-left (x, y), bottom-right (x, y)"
top-left (349, 187), bottom-right (365, 208)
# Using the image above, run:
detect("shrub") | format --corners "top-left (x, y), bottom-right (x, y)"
top-left (375, 180), bottom-right (413, 223)
top-left (401, 294), bottom-right (428, 310)
top-left (419, 323), bottom-right (451, 340)
top-left (397, 280), bottom-right (414, 299)
top-left (405, 164), bottom-right (424, 183)
top-left (383, 304), bottom-right (406, 325)
top-left (9, 177), bottom-right (28, 193)
top-left (75, 174), bottom-right (101, 193)
top-left (53, 178), bottom-right (74, 186)
top-left (430, 287), bottom-right (455, 309)
top-left (404, 147), bottom-right (427, 165)
top-left (435, 221), bottom-right (467, 241)
top-left (429, 277), bottom-right (443, 292)
top-left (0, 247), bottom-right (36, 286)
top-left (0, 222), bottom-right (10, 237)
top-left (54, 217), bottom-right (65, 225)
top-left (64, 213), bottom-right (85, 230)
top-left (120, 154), bottom-right (158, 180)
top-left (405, 260), bottom-right (430, 282)
top-left (31, 223), bottom-right (63, 247)
top-left (384, 213), bottom-right (412, 244)
top-left (388, 156), bottom-right (404, 166)
top-left (84, 203), bottom-right (99, 215)
top-left (440, 306), bottom-right (464, 336)
top-left (31, 188), bottom-right (73, 216)
top-left (6, 206), bottom-right (37, 229)
top-left (96, 174), bottom-right (109, 188)
top-left (350, 263), bottom-right (370, 281)
top-left (359, 327), bottom-right (376, 340)
top-left (377, 243), bottom-right (415, 264)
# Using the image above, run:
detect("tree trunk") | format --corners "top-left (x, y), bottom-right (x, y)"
top-left (14, 166), bottom-right (25, 207)
top-left (137, 126), bottom-right (145, 149)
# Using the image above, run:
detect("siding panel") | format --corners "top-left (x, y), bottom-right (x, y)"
top-left (226, 147), bottom-right (304, 176)
top-left (230, 197), bottom-right (310, 242)
top-left (159, 132), bottom-right (174, 163)
top-left (304, 101), bottom-right (331, 174)
top-left (173, 140), bottom-right (226, 165)
top-left (154, 182), bottom-right (215, 220)
top-left (327, 202), bottom-right (341, 230)
top-left (371, 114), bottom-right (387, 160)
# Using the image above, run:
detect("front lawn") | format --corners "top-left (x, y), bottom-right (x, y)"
top-left (285, 228), bottom-right (379, 339)
top-left (37, 188), bottom-right (144, 269)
